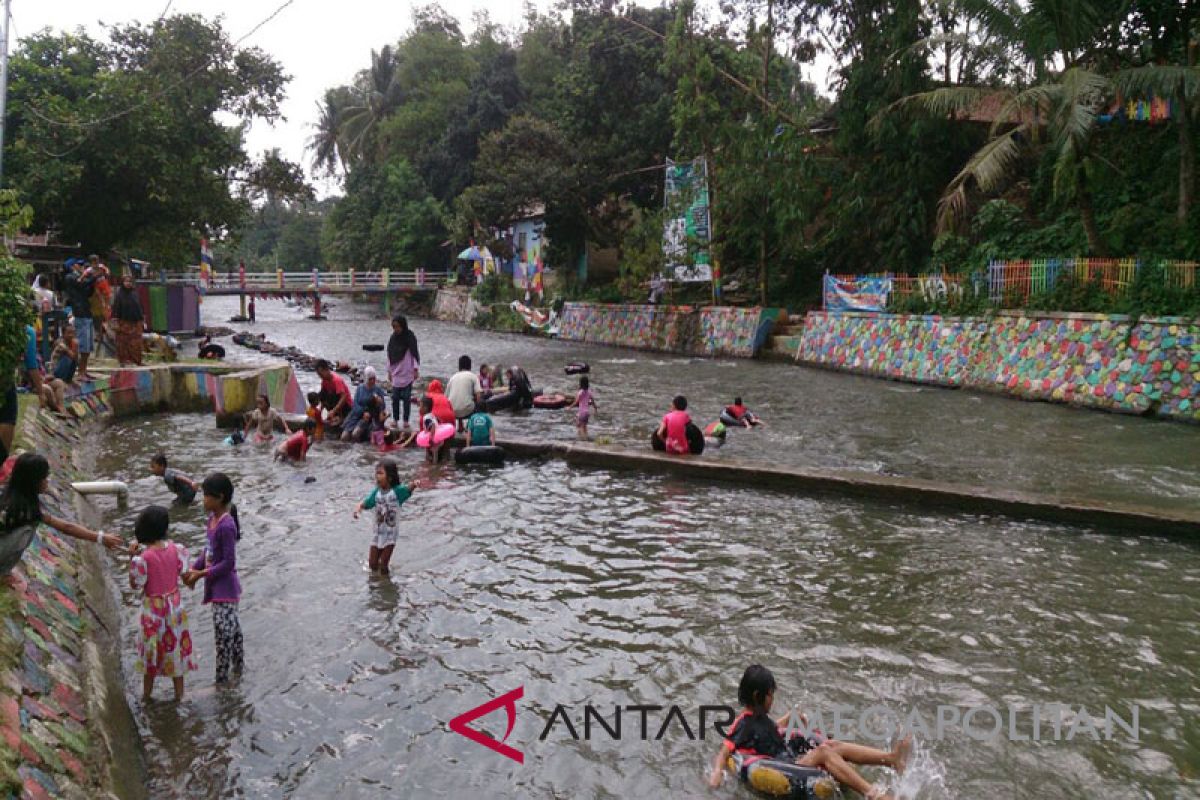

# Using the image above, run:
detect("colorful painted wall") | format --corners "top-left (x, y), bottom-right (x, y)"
top-left (557, 303), bottom-right (781, 358)
top-left (2, 401), bottom-right (140, 798)
top-left (798, 311), bottom-right (1200, 422)
top-left (70, 364), bottom-right (305, 422)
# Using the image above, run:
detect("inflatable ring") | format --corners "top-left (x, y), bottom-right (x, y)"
top-left (416, 423), bottom-right (456, 448)
top-left (719, 411), bottom-right (742, 427)
top-left (704, 421), bottom-right (727, 438)
top-left (455, 445), bottom-right (506, 465)
top-left (649, 424), bottom-right (705, 455)
top-left (564, 362), bottom-right (590, 375)
top-left (533, 393), bottom-right (570, 410)
top-left (728, 752), bottom-right (836, 799)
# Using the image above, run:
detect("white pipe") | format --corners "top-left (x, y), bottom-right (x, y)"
top-left (71, 481), bottom-right (129, 496)
top-left (71, 481), bottom-right (130, 509)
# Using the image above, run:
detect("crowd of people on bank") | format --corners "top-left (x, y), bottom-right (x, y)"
top-left (1, 258), bottom-right (150, 464)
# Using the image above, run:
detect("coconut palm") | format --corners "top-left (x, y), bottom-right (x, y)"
top-left (877, 0), bottom-right (1118, 254)
top-left (308, 87), bottom-right (352, 178)
top-left (338, 45), bottom-right (407, 165)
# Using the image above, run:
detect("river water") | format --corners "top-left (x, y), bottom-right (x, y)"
top-left (90, 296), bottom-right (1200, 798)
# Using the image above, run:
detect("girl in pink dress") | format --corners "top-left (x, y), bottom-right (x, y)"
top-left (129, 505), bottom-right (197, 700)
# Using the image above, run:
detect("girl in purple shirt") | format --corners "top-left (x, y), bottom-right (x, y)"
top-left (184, 473), bottom-right (243, 684)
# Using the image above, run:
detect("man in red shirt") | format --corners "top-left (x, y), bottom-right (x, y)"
top-left (315, 360), bottom-right (352, 427)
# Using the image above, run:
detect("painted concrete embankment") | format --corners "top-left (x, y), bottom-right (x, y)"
top-left (1, 396), bottom-right (144, 800)
top-left (556, 303), bottom-right (782, 357)
top-left (0, 362), bottom-right (305, 799)
top-left (492, 437), bottom-right (1200, 538)
top-left (798, 310), bottom-right (1200, 423)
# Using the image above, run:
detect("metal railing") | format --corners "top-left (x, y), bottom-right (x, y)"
top-left (157, 269), bottom-right (450, 290)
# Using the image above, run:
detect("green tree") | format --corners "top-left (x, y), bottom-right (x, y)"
top-left (5, 15), bottom-right (308, 266)
top-left (322, 158), bottom-right (447, 270)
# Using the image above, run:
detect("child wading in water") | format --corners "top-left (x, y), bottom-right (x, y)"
top-left (709, 665), bottom-right (910, 799)
top-left (244, 394), bottom-right (290, 443)
top-left (0, 453), bottom-right (125, 584)
top-left (352, 460), bottom-right (412, 575)
top-left (564, 376), bottom-right (597, 440)
top-left (305, 392), bottom-right (325, 441)
top-left (183, 473), bottom-right (243, 684)
top-left (129, 505), bottom-right (197, 700)
top-left (150, 454), bottom-right (198, 504)
top-left (275, 418), bottom-right (316, 462)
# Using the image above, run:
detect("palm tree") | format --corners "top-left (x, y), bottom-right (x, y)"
top-left (338, 46), bottom-right (406, 165)
top-left (877, 0), bottom-right (1117, 254)
top-left (308, 87), bottom-right (352, 178)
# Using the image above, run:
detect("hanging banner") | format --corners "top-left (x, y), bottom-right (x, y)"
top-left (823, 275), bottom-right (892, 311)
top-left (663, 157), bottom-right (712, 282)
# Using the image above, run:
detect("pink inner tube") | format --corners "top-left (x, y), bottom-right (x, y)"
top-left (417, 423), bottom-right (456, 448)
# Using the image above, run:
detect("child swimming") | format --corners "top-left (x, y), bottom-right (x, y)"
top-left (564, 376), bottom-right (597, 440)
top-left (351, 459), bottom-right (412, 575)
top-left (709, 664), bottom-right (909, 799)
top-left (128, 505), bottom-right (197, 700)
top-left (243, 394), bottom-right (291, 443)
top-left (377, 426), bottom-right (417, 452)
top-left (723, 396), bottom-right (765, 428)
top-left (150, 454), bottom-right (198, 504)
top-left (275, 418), bottom-right (317, 462)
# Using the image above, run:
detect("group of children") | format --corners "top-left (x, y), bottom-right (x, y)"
top-left (0, 453), bottom-right (242, 702)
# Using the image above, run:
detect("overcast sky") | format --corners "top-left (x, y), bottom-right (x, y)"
top-left (14, 1), bottom-right (835, 198)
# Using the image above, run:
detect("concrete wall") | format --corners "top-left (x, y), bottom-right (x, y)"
top-left (557, 303), bottom-right (782, 358)
top-left (799, 310), bottom-right (1200, 422)
top-left (2, 398), bottom-right (145, 798)
top-left (432, 287), bottom-right (483, 325)
top-left (86, 364), bottom-right (305, 424)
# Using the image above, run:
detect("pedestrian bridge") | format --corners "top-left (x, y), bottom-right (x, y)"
top-left (162, 269), bottom-right (451, 296)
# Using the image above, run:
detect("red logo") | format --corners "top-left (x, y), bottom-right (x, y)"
top-left (449, 686), bottom-right (524, 763)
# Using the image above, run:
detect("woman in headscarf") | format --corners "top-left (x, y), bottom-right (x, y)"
top-left (386, 315), bottom-right (420, 429)
top-left (111, 273), bottom-right (145, 366)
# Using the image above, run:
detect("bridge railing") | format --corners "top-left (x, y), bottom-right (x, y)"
top-left (158, 269), bottom-right (450, 289)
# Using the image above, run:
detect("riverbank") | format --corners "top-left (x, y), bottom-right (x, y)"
top-left (0, 396), bottom-right (144, 800)
top-left (0, 361), bottom-right (307, 798)
top-left (796, 310), bottom-right (1200, 424)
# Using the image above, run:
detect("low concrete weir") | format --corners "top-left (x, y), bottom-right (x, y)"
top-left (492, 438), bottom-right (1200, 538)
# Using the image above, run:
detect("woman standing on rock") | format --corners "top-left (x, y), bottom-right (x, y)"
top-left (111, 273), bottom-right (145, 366)
top-left (387, 315), bottom-right (420, 430)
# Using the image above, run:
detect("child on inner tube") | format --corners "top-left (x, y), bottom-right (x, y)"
top-left (724, 396), bottom-right (765, 427)
top-left (709, 664), bottom-right (910, 799)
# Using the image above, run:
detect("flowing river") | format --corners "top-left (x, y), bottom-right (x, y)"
top-left (90, 296), bottom-right (1200, 798)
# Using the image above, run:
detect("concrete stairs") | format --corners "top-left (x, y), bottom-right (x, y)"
top-left (761, 316), bottom-right (806, 361)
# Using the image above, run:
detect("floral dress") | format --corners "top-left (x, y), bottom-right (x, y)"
top-left (129, 542), bottom-right (198, 677)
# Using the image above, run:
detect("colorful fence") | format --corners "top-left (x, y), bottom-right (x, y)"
top-left (798, 311), bottom-right (1200, 423)
top-left (557, 303), bottom-right (781, 357)
top-left (134, 284), bottom-right (201, 333)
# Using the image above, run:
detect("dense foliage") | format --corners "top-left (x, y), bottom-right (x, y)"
top-left (5, 15), bottom-right (310, 266)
